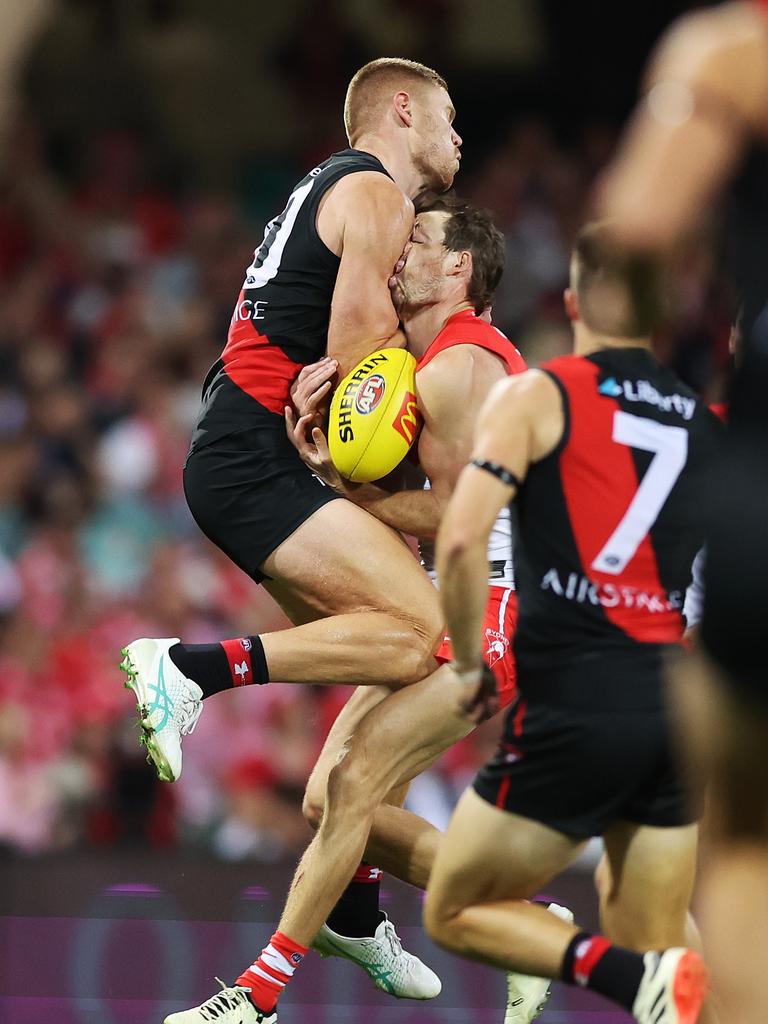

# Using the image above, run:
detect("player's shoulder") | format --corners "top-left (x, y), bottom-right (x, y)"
top-left (415, 343), bottom-right (485, 410)
top-left (330, 169), bottom-right (412, 216)
top-left (426, 313), bottom-right (527, 371)
top-left (483, 366), bottom-right (560, 414)
top-left (538, 352), bottom-right (593, 382)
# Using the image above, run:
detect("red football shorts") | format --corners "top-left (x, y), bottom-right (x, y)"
top-left (435, 585), bottom-right (518, 709)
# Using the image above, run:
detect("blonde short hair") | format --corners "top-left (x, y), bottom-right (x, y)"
top-left (344, 58), bottom-right (448, 144)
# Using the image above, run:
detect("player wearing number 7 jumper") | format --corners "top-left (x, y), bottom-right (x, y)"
top-left (424, 222), bottom-right (723, 1024)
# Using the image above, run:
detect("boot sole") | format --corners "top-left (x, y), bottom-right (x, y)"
top-left (120, 646), bottom-right (176, 783)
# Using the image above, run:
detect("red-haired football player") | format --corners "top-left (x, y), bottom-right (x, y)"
top-left (122, 57), bottom-right (463, 1022)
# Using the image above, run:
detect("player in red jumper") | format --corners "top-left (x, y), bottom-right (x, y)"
top-left (425, 223), bottom-right (721, 1024)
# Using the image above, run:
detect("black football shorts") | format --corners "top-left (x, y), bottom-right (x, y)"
top-left (183, 426), bottom-right (341, 584)
top-left (473, 651), bottom-right (696, 838)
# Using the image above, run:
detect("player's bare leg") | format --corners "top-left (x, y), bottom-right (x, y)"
top-left (424, 790), bottom-right (708, 1022)
top-left (424, 791), bottom-right (584, 972)
top-left (599, 821), bottom-right (697, 950)
top-left (365, 802), bottom-right (440, 890)
top-left (595, 840), bottom-right (720, 1024)
top-left (259, 501), bottom-right (442, 687)
top-left (300, 685), bottom-right (392, 829)
top-left (672, 650), bottom-right (768, 1024)
top-left (297, 684), bottom-right (441, 995)
top-left (277, 664), bottom-right (472, 946)
top-left (122, 501), bottom-right (443, 782)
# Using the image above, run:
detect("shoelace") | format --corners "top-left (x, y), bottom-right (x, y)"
top-left (177, 694), bottom-right (203, 736)
top-left (198, 980), bottom-right (251, 1021)
top-left (381, 920), bottom-right (405, 961)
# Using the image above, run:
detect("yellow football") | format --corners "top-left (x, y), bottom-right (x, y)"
top-left (328, 348), bottom-right (422, 482)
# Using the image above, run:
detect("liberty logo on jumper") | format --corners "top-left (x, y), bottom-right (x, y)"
top-left (598, 377), bottom-right (622, 398)
top-left (234, 661), bottom-right (249, 681)
top-left (598, 376), bottom-right (695, 420)
top-left (355, 374), bottom-right (386, 414)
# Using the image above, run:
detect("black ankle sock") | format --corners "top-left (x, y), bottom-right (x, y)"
top-left (561, 931), bottom-right (645, 1012)
top-left (326, 867), bottom-right (384, 938)
top-left (169, 636), bottom-right (268, 699)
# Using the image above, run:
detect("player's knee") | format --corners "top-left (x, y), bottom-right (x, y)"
top-left (385, 620), bottom-right (441, 687)
top-left (423, 892), bottom-right (462, 952)
top-left (302, 792), bottom-right (324, 831)
top-left (594, 853), bottom-right (611, 899)
top-left (325, 747), bottom-right (381, 817)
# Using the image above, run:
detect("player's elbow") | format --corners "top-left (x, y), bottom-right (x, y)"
top-left (301, 790), bottom-right (325, 831)
top-left (436, 525), bottom-right (479, 576)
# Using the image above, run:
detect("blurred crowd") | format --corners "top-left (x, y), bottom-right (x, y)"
top-left (0, 34), bottom-right (733, 858)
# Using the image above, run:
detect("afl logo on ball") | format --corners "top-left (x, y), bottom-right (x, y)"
top-left (355, 374), bottom-right (386, 415)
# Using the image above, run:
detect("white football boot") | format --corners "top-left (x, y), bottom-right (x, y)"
top-left (632, 948), bottom-right (708, 1024)
top-left (120, 637), bottom-right (203, 782)
top-left (312, 913), bottom-right (442, 999)
top-left (164, 980), bottom-right (276, 1024)
top-left (504, 902), bottom-right (574, 1023)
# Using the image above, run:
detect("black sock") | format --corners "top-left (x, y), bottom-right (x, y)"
top-left (326, 864), bottom-right (384, 937)
top-left (169, 636), bottom-right (269, 699)
top-left (561, 931), bottom-right (645, 1012)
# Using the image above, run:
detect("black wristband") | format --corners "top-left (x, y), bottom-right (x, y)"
top-left (471, 458), bottom-right (521, 490)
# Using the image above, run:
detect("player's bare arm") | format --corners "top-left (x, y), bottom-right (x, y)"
top-left (319, 172), bottom-right (413, 375)
top-left (599, 2), bottom-right (768, 250)
top-left (436, 370), bottom-right (562, 692)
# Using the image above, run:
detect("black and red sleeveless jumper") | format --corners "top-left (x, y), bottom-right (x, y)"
top-left (512, 346), bottom-right (722, 697)
top-left (190, 150), bottom-right (392, 452)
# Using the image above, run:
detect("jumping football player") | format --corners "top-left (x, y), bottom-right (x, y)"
top-left (122, 56), bottom-right (460, 1009)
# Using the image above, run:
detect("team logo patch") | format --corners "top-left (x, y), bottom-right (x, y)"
top-left (355, 374), bottom-right (386, 415)
top-left (291, 952), bottom-right (304, 965)
top-left (241, 638), bottom-right (252, 652)
top-left (484, 628), bottom-right (509, 667)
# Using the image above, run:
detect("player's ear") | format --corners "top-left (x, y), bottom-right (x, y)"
top-left (564, 287), bottom-right (579, 322)
top-left (447, 249), bottom-right (471, 279)
top-left (393, 90), bottom-right (413, 128)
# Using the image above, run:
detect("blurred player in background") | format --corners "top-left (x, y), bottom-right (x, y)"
top-left (599, 5), bottom-right (768, 1021)
top-left (122, 56), bottom-right (461, 1019)
top-left (0, 0), bottom-right (52, 139)
top-left (424, 223), bottom-right (721, 1024)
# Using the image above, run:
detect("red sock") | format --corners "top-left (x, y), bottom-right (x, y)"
top-left (221, 638), bottom-right (255, 687)
top-left (236, 931), bottom-right (309, 1013)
